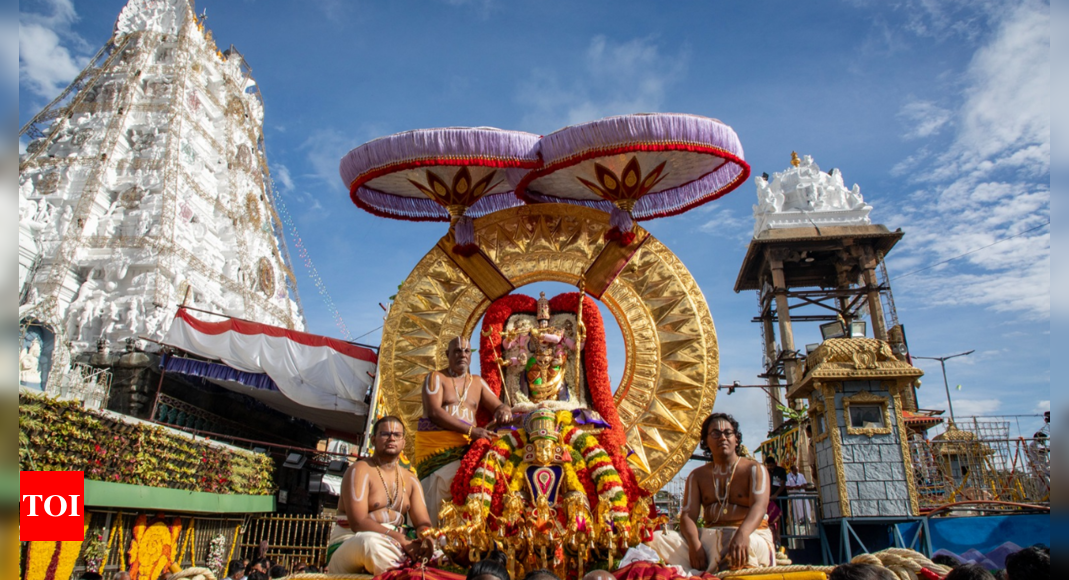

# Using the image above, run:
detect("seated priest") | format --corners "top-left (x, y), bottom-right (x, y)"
top-left (327, 416), bottom-right (433, 575)
top-left (647, 413), bottom-right (775, 572)
top-left (416, 336), bottom-right (511, 525)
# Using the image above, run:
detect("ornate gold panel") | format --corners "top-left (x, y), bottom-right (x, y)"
top-left (821, 383), bottom-right (851, 518)
top-left (377, 204), bottom-right (718, 492)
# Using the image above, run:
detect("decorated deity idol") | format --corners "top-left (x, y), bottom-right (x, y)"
top-left (496, 291), bottom-right (584, 408)
top-left (436, 289), bottom-right (653, 573)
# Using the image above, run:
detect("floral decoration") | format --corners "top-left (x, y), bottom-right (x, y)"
top-left (464, 291), bottom-right (648, 516)
top-left (23, 540), bottom-right (83, 580)
top-left (207, 532), bottom-right (228, 578)
top-left (19, 393), bottom-right (274, 496)
top-left (81, 528), bottom-right (108, 573)
top-left (127, 514), bottom-right (182, 580)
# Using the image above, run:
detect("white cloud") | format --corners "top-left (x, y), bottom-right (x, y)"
top-left (887, 1), bottom-right (1050, 321)
top-left (899, 99), bottom-right (952, 138)
top-left (517, 36), bottom-right (688, 133)
top-left (698, 209), bottom-right (745, 235)
top-left (952, 398), bottom-right (1002, 416)
top-left (1035, 400), bottom-right (1050, 413)
top-left (19, 139), bottom-right (27, 155)
top-left (273, 163), bottom-right (295, 192)
top-left (299, 128), bottom-right (353, 192)
top-left (19, 0), bottom-right (91, 99)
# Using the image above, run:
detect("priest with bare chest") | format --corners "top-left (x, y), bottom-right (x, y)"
top-left (647, 413), bottom-right (775, 572)
top-left (415, 336), bottom-right (512, 525)
top-left (327, 416), bottom-right (433, 575)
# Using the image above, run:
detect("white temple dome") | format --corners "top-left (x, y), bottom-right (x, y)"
top-left (752, 153), bottom-right (873, 237)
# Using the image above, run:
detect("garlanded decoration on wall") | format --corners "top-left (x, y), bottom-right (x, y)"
top-left (758, 426), bottom-right (800, 470)
top-left (81, 528), bottom-right (108, 573)
top-left (19, 392), bottom-right (274, 495)
top-left (128, 514), bottom-right (182, 580)
top-left (23, 540), bottom-right (84, 580)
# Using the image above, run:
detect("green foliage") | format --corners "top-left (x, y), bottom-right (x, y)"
top-left (19, 392), bottom-right (275, 495)
top-left (776, 403), bottom-right (809, 424)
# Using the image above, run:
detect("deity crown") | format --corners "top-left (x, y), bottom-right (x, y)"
top-left (524, 407), bottom-right (560, 442)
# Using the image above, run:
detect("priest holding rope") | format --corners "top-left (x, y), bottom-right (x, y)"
top-left (647, 413), bottom-right (775, 572)
top-left (416, 336), bottom-right (512, 525)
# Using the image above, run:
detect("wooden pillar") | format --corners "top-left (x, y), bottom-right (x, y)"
top-left (763, 315), bottom-right (785, 429)
top-left (768, 256), bottom-right (800, 386)
top-left (861, 247), bottom-right (888, 341)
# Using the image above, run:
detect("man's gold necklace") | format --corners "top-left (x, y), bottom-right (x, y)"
top-left (711, 457), bottom-right (740, 523)
top-left (447, 371), bottom-right (473, 410)
top-left (374, 460), bottom-right (403, 508)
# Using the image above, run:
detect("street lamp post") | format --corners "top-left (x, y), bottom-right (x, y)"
top-left (914, 350), bottom-right (974, 423)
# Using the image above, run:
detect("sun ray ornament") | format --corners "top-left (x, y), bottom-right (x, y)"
top-left (340, 127), bottom-right (542, 256)
top-left (512, 113), bottom-right (750, 245)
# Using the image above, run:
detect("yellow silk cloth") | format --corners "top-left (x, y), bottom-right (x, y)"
top-left (414, 428), bottom-right (470, 466)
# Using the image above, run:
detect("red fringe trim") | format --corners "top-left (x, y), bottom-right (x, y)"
top-left (514, 142), bottom-right (751, 221)
top-left (604, 228), bottom-right (637, 246)
top-left (348, 156), bottom-right (542, 223)
top-left (451, 244), bottom-right (480, 257)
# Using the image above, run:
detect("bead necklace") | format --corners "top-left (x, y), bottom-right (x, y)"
top-left (710, 457), bottom-right (740, 523)
top-left (445, 370), bottom-right (474, 420)
top-left (374, 459), bottom-right (403, 509)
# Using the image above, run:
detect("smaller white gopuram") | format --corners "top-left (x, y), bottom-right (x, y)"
top-left (752, 152), bottom-right (873, 237)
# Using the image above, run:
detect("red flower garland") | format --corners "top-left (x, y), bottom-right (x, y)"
top-left (450, 438), bottom-right (490, 506)
top-left (545, 293), bottom-right (627, 452)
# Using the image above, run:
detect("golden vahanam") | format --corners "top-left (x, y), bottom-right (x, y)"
top-left (377, 204), bottom-right (718, 491)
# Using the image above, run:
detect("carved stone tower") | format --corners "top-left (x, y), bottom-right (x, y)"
top-left (19, 0), bottom-right (304, 361)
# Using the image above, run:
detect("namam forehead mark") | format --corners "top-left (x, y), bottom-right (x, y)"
top-left (708, 418), bottom-right (733, 430)
top-left (375, 417), bottom-right (405, 435)
top-left (447, 336), bottom-right (471, 351)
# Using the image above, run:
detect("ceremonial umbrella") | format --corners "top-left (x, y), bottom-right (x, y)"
top-left (512, 113), bottom-right (750, 244)
top-left (340, 127), bottom-right (542, 255)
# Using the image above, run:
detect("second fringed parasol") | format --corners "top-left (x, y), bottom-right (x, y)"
top-left (340, 127), bottom-right (542, 255)
top-left (512, 113), bottom-right (750, 244)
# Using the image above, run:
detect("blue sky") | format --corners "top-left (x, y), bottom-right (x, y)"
top-left (18, 0), bottom-right (1050, 464)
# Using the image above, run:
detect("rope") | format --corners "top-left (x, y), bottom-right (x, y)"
top-left (718, 564), bottom-right (835, 577)
top-left (849, 548), bottom-right (952, 580)
top-left (283, 575), bottom-right (374, 579)
top-left (716, 548), bottom-right (950, 579)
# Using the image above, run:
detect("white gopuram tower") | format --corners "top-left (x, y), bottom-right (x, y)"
top-left (19, 0), bottom-right (304, 356)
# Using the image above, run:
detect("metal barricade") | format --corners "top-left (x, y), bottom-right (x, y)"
top-left (776, 492), bottom-right (820, 547)
top-left (238, 513), bottom-right (336, 570)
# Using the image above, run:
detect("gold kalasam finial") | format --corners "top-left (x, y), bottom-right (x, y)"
top-left (791, 151), bottom-right (801, 167)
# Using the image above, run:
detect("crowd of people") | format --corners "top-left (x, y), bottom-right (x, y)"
top-left (218, 556), bottom-right (319, 579)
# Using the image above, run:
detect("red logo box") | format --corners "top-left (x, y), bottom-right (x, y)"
top-left (20, 471), bottom-right (85, 541)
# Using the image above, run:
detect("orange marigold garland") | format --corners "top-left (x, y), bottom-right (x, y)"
top-left (127, 514), bottom-right (182, 580)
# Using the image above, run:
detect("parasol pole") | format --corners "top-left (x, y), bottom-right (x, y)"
top-left (574, 277), bottom-right (586, 386)
top-left (484, 327), bottom-right (514, 410)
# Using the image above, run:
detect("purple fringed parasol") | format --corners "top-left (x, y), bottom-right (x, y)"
top-left (510, 113), bottom-right (750, 242)
top-left (340, 127), bottom-right (542, 223)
